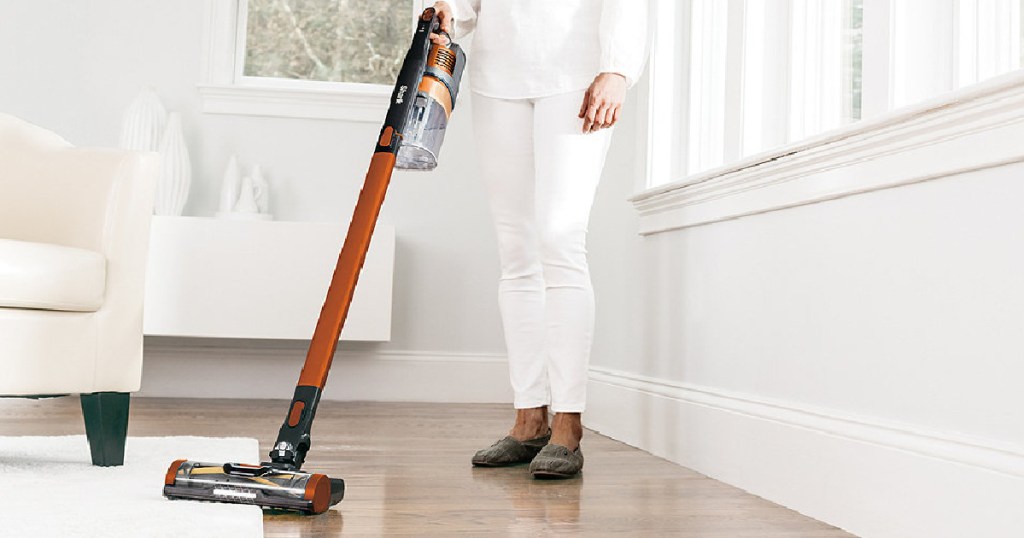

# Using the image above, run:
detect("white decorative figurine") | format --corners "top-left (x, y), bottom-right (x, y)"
top-left (251, 165), bottom-right (270, 215)
top-left (216, 158), bottom-right (273, 221)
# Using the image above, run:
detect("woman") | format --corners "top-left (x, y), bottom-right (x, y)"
top-left (432, 0), bottom-right (648, 478)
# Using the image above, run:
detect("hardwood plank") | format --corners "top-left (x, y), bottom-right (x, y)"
top-left (0, 397), bottom-right (855, 537)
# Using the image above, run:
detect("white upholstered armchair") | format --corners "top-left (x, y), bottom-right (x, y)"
top-left (0, 113), bottom-right (157, 465)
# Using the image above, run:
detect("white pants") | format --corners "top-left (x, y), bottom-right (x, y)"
top-left (472, 89), bottom-right (614, 413)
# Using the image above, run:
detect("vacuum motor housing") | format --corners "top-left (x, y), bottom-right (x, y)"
top-left (395, 40), bottom-right (466, 170)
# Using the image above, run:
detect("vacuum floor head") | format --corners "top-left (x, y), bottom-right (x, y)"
top-left (163, 460), bottom-right (344, 514)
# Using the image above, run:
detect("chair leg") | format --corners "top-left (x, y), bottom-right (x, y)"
top-left (80, 392), bottom-right (130, 467)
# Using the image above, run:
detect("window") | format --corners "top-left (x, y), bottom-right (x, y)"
top-left (199, 0), bottom-right (426, 122)
top-left (647, 0), bottom-right (1024, 187)
top-left (242, 0), bottom-right (414, 86)
top-left (677, 0), bottom-right (865, 177)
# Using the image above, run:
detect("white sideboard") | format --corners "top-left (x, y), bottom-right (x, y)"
top-left (143, 216), bottom-right (394, 341)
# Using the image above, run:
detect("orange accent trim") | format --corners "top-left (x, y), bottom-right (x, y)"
top-left (297, 151), bottom-right (397, 388)
top-left (421, 7), bottom-right (435, 21)
top-left (418, 76), bottom-right (453, 118)
top-left (287, 401), bottom-right (306, 427)
top-left (165, 459), bottom-right (186, 486)
top-left (304, 474), bottom-right (331, 514)
top-left (378, 126), bottom-right (393, 147)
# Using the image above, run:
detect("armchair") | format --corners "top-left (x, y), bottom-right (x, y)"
top-left (0, 113), bottom-right (157, 465)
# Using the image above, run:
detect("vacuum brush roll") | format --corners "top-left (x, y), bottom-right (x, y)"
top-left (163, 460), bottom-right (344, 514)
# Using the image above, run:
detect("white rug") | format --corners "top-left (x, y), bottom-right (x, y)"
top-left (0, 436), bottom-right (263, 538)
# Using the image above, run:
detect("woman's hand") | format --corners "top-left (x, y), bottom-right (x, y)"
top-left (430, 2), bottom-right (455, 46)
top-left (579, 73), bottom-right (627, 133)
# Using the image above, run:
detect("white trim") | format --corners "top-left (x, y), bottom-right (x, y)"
top-left (860, 0), bottom-right (892, 119)
top-left (140, 340), bottom-right (510, 403)
top-left (588, 366), bottom-right (1024, 477)
top-left (789, 0), bottom-right (847, 141)
top-left (198, 0), bottom-right (413, 122)
top-left (890, 0), bottom-right (957, 109)
top-left (144, 338), bottom-right (506, 362)
top-left (197, 84), bottom-right (391, 122)
top-left (642, 0), bottom-right (689, 189)
top-left (200, 0), bottom-right (239, 86)
top-left (586, 366), bottom-right (1024, 538)
top-left (687, 0), bottom-right (730, 175)
top-left (956, 0), bottom-right (1022, 87)
top-left (631, 69), bottom-right (1024, 235)
top-left (722, 0), bottom-right (746, 164)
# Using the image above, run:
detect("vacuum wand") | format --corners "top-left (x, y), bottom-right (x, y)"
top-left (163, 7), bottom-right (466, 514)
top-left (267, 6), bottom-right (465, 473)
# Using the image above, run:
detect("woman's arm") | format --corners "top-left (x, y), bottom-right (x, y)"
top-left (580, 0), bottom-right (651, 133)
top-left (598, 0), bottom-right (650, 87)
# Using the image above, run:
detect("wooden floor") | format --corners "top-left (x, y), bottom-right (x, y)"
top-left (0, 397), bottom-right (853, 537)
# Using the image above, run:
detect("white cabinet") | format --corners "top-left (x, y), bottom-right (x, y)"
top-left (143, 217), bottom-right (393, 341)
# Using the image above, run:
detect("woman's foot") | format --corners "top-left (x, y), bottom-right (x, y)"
top-left (528, 412), bottom-right (585, 478)
top-left (548, 412), bottom-right (583, 451)
top-left (471, 407), bottom-right (551, 467)
top-left (529, 443), bottom-right (584, 478)
top-left (471, 430), bottom-right (551, 467)
top-left (508, 406), bottom-right (550, 441)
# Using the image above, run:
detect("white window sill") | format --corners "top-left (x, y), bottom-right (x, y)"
top-left (197, 83), bottom-right (392, 123)
top-left (631, 69), bottom-right (1024, 235)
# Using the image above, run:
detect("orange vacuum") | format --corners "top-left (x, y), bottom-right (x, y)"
top-left (163, 8), bottom-right (465, 514)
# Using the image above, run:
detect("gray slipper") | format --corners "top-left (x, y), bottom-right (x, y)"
top-left (529, 444), bottom-right (584, 478)
top-left (472, 430), bottom-right (551, 467)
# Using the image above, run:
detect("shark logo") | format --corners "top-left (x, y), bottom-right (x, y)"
top-left (396, 85), bottom-right (408, 104)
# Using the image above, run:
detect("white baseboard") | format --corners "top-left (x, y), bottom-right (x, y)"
top-left (585, 366), bottom-right (1024, 538)
top-left (140, 340), bottom-right (512, 403)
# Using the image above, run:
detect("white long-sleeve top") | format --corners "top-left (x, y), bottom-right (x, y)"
top-left (446, 0), bottom-right (649, 99)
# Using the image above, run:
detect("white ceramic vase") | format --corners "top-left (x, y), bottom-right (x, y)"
top-left (155, 113), bottom-right (192, 216)
top-left (119, 88), bottom-right (167, 151)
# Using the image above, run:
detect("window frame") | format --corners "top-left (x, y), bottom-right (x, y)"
top-left (632, 0), bottom-right (1024, 234)
top-left (199, 0), bottom-right (426, 122)
top-left (639, 0), bottom-right (1024, 191)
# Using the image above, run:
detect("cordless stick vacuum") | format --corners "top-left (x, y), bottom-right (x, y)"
top-left (163, 8), bottom-right (465, 514)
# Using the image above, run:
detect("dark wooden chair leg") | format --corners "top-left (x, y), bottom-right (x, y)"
top-left (80, 392), bottom-right (130, 466)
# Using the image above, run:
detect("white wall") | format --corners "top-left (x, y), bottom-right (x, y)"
top-left (584, 72), bottom-right (1024, 536)
top-left (0, 0), bottom-right (657, 405)
top-left (0, 0), bottom-right (528, 401)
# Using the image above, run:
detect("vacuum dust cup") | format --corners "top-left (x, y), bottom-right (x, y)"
top-left (396, 42), bottom-right (466, 170)
top-left (396, 93), bottom-right (450, 170)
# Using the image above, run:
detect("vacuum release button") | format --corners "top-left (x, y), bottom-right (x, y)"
top-left (288, 401), bottom-right (306, 427)
top-left (379, 126), bottom-right (394, 147)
